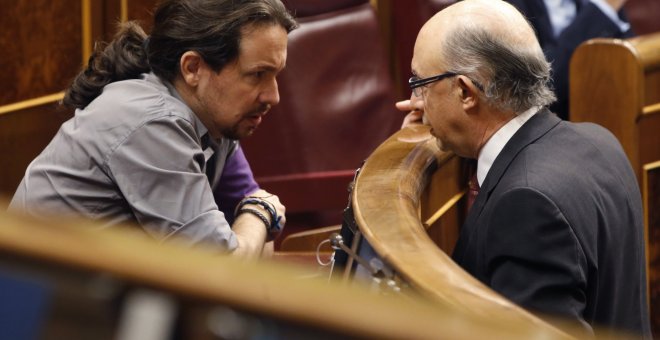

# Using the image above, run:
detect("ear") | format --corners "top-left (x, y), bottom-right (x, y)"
top-left (179, 51), bottom-right (204, 87)
top-left (456, 75), bottom-right (479, 112)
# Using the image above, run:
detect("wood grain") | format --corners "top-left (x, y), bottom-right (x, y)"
top-left (0, 0), bottom-right (82, 106)
top-left (352, 124), bottom-right (574, 338)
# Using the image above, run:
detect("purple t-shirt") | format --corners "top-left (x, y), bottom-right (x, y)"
top-left (214, 146), bottom-right (259, 224)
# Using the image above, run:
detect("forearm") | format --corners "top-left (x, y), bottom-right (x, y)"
top-left (262, 241), bottom-right (274, 257)
top-left (230, 213), bottom-right (268, 259)
top-left (228, 189), bottom-right (285, 258)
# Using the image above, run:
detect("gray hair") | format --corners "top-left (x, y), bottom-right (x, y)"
top-left (440, 24), bottom-right (556, 113)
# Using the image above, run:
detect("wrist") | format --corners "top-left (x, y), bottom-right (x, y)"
top-left (239, 203), bottom-right (271, 222)
top-left (237, 207), bottom-right (271, 229)
top-left (235, 197), bottom-right (283, 238)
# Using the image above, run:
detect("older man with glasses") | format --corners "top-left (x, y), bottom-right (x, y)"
top-left (397, 0), bottom-right (649, 337)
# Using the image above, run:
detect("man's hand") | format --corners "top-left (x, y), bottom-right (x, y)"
top-left (396, 100), bottom-right (425, 129)
top-left (248, 189), bottom-right (286, 230)
top-left (230, 189), bottom-right (286, 259)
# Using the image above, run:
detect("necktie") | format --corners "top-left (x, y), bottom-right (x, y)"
top-left (467, 167), bottom-right (480, 212)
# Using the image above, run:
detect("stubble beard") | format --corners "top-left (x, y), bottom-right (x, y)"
top-left (221, 104), bottom-right (271, 140)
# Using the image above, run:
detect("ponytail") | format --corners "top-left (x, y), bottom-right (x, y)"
top-left (63, 21), bottom-right (150, 110)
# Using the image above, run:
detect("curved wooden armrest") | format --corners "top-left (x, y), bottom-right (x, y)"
top-left (352, 125), bottom-right (574, 338)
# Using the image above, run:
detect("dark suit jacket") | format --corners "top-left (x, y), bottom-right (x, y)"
top-left (506, 0), bottom-right (633, 120)
top-left (452, 109), bottom-right (650, 336)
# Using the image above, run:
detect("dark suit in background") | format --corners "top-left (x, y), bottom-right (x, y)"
top-left (452, 109), bottom-right (650, 336)
top-left (506, 0), bottom-right (633, 120)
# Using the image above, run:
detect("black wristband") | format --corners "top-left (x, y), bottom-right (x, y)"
top-left (237, 208), bottom-right (270, 229)
top-left (235, 197), bottom-right (281, 232)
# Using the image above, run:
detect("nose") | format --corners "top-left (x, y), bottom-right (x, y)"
top-left (410, 90), bottom-right (424, 110)
top-left (260, 78), bottom-right (280, 106)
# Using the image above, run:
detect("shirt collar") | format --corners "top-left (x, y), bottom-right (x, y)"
top-left (146, 72), bottom-right (211, 143)
top-left (146, 72), bottom-right (216, 161)
top-left (476, 106), bottom-right (539, 186)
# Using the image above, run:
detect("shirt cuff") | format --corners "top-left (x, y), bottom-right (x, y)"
top-left (162, 210), bottom-right (238, 250)
top-left (589, 0), bottom-right (631, 32)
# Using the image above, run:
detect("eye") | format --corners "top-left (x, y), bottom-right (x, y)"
top-left (252, 71), bottom-right (265, 79)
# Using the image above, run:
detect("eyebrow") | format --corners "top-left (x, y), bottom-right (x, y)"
top-left (249, 63), bottom-right (285, 74)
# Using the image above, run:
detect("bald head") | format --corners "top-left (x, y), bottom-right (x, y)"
top-left (423, 0), bottom-right (538, 47)
top-left (413, 0), bottom-right (554, 113)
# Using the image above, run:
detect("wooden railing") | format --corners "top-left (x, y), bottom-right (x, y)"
top-left (348, 125), bottom-right (574, 338)
top-left (0, 205), bottom-right (586, 339)
top-left (570, 32), bottom-right (660, 182)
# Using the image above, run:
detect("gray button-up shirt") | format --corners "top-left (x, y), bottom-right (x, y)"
top-left (10, 73), bottom-right (239, 250)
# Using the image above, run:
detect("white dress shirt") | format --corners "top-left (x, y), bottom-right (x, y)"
top-left (476, 106), bottom-right (540, 186)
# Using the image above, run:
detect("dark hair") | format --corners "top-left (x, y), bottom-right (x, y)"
top-left (63, 0), bottom-right (297, 109)
top-left (63, 22), bottom-right (149, 109)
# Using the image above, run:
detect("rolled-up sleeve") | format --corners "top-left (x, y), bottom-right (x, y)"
top-left (162, 210), bottom-right (237, 249)
top-left (106, 115), bottom-right (237, 250)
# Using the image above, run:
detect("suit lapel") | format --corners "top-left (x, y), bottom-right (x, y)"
top-left (477, 109), bottom-right (560, 210)
top-left (453, 108), bottom-right (561, 260)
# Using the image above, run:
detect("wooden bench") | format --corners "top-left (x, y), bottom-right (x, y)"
top-left (0, 95), bottom-right (72, 198)
top-left (570, 32), bottom-right (660, 181)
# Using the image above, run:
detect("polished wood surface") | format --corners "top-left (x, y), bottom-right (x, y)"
top-left (0, 105), bottom-right (73, 197)
top-left (279, 224), bottom-right (341, 252)
top-left (570, 32), bottom-right (660, 182)
top-left (0, 209), bottom-right (582, 339)
top-left (274, 224), bottom-right (339, 269)
top-left (0, 0), bottom-right (159, 199)
top-left (351, 125), bottom-right (573, 338)
top-left (421, 152), bottom-right (466, 254)
top-left (0, 0), bottom-right (82, 106)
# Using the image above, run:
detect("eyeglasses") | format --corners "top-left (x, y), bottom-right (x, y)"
top-left (409, 71), bottom-right (458, 97)
top-left (409, 71), bottom-right (484, 97)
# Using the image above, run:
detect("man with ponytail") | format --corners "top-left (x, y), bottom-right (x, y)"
top-left (10, 0), bottom-right (297, 258)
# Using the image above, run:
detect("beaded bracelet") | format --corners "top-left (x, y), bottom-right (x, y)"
top-left (237, 208), bottom-right (270, 229)
top-left (235, 197), bottom-right (281, 232)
